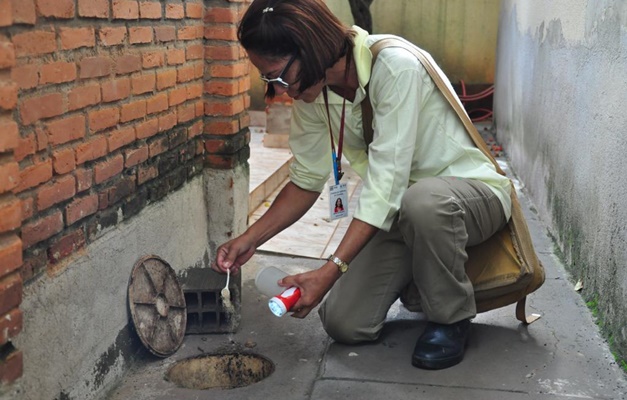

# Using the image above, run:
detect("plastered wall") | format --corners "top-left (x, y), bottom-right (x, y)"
top-left (494, 0), bottom-right (627, 361)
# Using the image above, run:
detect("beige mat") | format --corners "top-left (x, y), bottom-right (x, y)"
top-left (249, 163), bottom-right (362, 260)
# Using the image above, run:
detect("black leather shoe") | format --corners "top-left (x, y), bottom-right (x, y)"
top-left (412, 318), bottom-right (471, 370)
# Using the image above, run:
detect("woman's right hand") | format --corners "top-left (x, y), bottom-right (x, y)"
top-left (212, 234), bottom-right (257, 275)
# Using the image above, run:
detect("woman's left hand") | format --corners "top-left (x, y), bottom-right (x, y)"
top-left (279, 263), bottom-right (340, 318)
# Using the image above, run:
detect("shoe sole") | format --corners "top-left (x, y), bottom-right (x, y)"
top-left (411, 354), bottom-right (464, 370)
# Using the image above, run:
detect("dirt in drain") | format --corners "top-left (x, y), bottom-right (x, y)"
top-left (165, 353), bottom-right (275, 390)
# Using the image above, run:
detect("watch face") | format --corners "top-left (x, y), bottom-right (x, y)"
top-left (340, 264), bottom-right (348, 273)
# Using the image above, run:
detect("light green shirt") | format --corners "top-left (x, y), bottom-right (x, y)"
top-left (289, 26), bottom-right (511, 231)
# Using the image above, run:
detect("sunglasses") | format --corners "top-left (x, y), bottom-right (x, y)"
top-left (260, 54), bottom-right (297, 89)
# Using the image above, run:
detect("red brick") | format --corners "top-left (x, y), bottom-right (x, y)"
top-left (204, 25), bottom-right (237, 41)
top-left (204, 6), bottom-right (238, 23)
top-left (135, 118), bottom-right (158, 139)
top-left (112, 0), bottom-right (139, 20)
top-left (35, 127), bottom-right (49, 151)
top-left (156, 69), bottom-right (176, 90)
top-left (0, 308), bottom-right (22, 345)
top-left (21, 210), bottom-right (63, 248)
top-left (178, 26), bottom-right (202, 41)
top-left (12, 31), bottom-right (56, 57)
top-left (0, 162), bottom-right (18, 195)
top-left (177, 103), bottom-right (195, 123)
top-left (0, 40), bottom-right (16, 69)
top-left (115, 54), bottom-right (141, 75)
top-left (101, 78), bottom-right (131, 102)
top-left (88, 107), bottom-right (119, 132)
top-left (0, 348), bottom-right (23, 384)
top-left (0, 0), bottom-right (13, 27)
top-left (37, 174), bottom-right (76, 211)
top-left (20, 93), bottom-right (64, 125)
top-left (14, 133), bottom-right (36, 162)
top-left (108, 126), bottom-right (135, 151)
top-left (74, 168), bottom-right (92, 192)
top-left (14, 160), bottom-right (52, 193)
top-left (158, 112), bottom-right (177, 132)
top-left (11, 0), bottom-right (36, 25)
top-left (0, 118), bottom-right (19, 152)
top-left (131, 73), bottom-right (155, 95)
top-left (98, 27), bottom-right (127, 46)
top-left (20, 196), bottom-right (34, 221)
top-left (204, 119), bottom-right (239, 135)
top-left (142, 51), bottom-right (164, 69)
top-left (205, 154), bottom-right (236, 169)
top-left (79, 56), bottom-right (113, 79)
top-left (137, 164), bottom-right (157, 184)
top-left (66, 195), bottom-right (97, 225)
top-left (165, 3), bottom-right (184, 19)
top-left (0, 234), bottom-right (22, 278)
top-left (210, 62), bottom-right (248, 79)
top-left (204, 97), bottom-right (245, 117)
top-left (186, 2), bottom-right (203, 19)
top-left (0, 197), bottom-right (21, 234)
top-left (186, 44), bottom-right (203, 61)
top-left (146, 92), bottom-right (168, 115)
top-left (40, 61), bottom-right (77, 85)
top-left (68, 84), bottom-right (101, 111)
top-left (21, 251), bottom-right (45, 281)
top-left (154, 26), bottom-right (175, 42)
top-left (120, 99), bottom-right (146, 123)
top-left (125, 145), bottom-right (148, 167)
top-left (52, 147), bottom-right (76, 175)
top-left (205, 80), bottom-right (237, 96)
top-left (48, 228), bottom-right (85, 264)
top-left (176, 64), bottom-right (194, 83)
top-left (44, 115), bottom-right (86, 145)
top-left (0, 81), bottom-right (17, 110)
top-left (75, 135), bottom-right (107, 164)
top-left (166, 48), bottom-right (185, 65)
top-left (139, 1), bottom-right (161, 19)
top-left (205, 44), bottom-right (240, 61)
top-left (94, 154), bottom-right (124, 184)
top-left (129, 27), bottom-right (152, 44)
top-left (11, 64), bottom-right (38, 90)
top-left (78, 0), bottom-right (109, 18)
top-left (36, 0), bottom-right (75, 18)
top-left (168, 87), bottom-right (187, 107)
top-left (148, 136), bottom-right (167, 157)
top-left (59, 27), bottom-right (96, 50)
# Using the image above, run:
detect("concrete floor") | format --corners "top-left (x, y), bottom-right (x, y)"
top-left (108, 122), bottom-right (627, 400)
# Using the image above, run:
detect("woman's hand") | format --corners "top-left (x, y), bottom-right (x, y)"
top-left (212, 234), bottom-right (257, 275)
top-left (279, 262), bottom-right (341, 318)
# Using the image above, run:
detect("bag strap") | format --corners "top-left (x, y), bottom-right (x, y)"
top-left (363, 38), bottom-right (505, 176)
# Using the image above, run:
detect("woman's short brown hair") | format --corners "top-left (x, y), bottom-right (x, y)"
top-left (238, 0), bottom-right (355, 97)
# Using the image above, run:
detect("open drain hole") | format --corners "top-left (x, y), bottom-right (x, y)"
top-left (165, 353), bottom-right (275, 390)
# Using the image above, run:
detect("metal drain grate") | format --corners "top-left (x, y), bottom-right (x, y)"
top-left (184, 289), bottom-right (235, 333)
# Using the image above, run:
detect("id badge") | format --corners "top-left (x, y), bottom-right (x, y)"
top-left (329, 183), bottom-right (348, 220)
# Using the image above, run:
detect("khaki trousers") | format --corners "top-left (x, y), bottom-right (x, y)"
top-left (318, 177), bottom-right (507, 344)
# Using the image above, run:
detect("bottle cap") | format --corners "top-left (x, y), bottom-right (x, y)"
top-left (268, 297), bottom-right (288, 317)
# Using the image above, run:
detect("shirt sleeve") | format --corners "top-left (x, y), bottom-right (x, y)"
top-left (288, 99), bottom-right (333, 193)
top-left (354, 49), bottom-right (430, 231)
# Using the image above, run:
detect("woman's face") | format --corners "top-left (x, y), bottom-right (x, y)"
top-left (248, 51), bottom-right (325, 103)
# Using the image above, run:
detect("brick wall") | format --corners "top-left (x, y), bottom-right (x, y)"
top-left (0, 0), bottom-right (251, 388)
top-left (0, 0), bottom-right (24, 386)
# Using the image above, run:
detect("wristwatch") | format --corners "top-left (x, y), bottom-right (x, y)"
top-left (327, 254), bottom-right (349, 274)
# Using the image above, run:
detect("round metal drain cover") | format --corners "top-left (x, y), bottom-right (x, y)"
top-left (128, 255), bottom-right (186, 357)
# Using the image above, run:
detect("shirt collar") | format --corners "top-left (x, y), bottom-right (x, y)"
top-left (350, 25), bottom-right (373, 104)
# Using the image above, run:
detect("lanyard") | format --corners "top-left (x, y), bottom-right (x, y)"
top-left (322, 87), bottom-right (346, 185)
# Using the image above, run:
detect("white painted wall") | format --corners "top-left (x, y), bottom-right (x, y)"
top-left (494, 0), bottom-right (627, 358)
